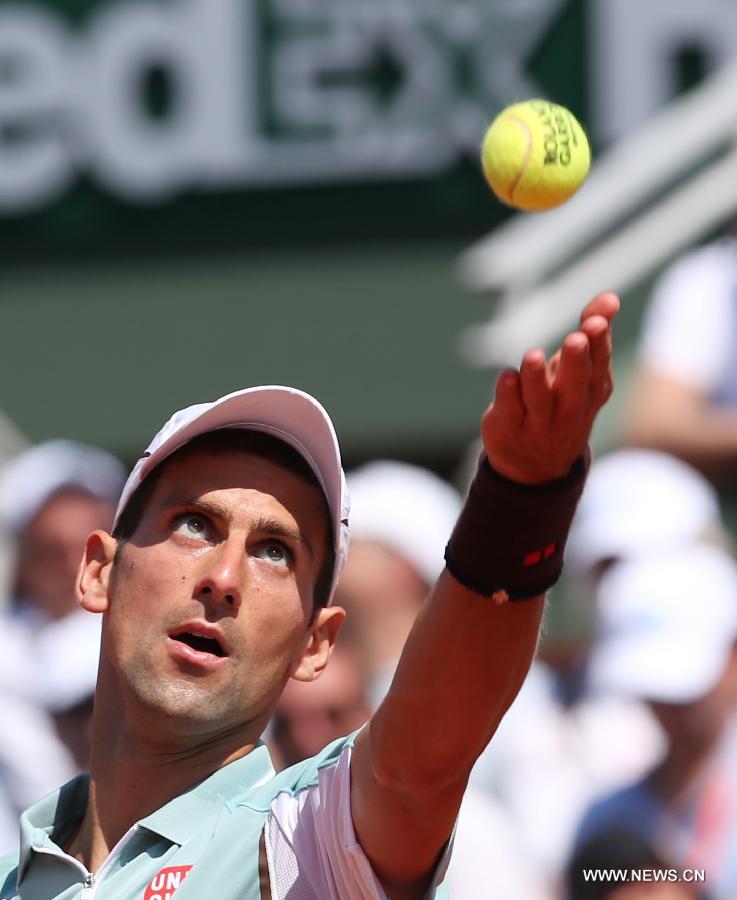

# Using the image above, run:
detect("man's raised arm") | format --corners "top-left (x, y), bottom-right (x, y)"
top-left (350, 293), bottom-right (620, 900)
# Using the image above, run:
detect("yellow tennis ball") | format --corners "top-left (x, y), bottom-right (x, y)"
top-left (481, 99), bottom-right (591, 212)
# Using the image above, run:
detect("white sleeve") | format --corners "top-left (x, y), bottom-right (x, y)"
top-left (265, 745), bottom-right (450, 900)
top-left (638, 243), bottom-right (737, 393)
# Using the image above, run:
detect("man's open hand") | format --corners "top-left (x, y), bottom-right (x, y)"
top-left (482, 293), bottom-right (620, 485)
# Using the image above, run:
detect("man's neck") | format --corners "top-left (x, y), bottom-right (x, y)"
top-left (68, 720), bottom-right (262, 872)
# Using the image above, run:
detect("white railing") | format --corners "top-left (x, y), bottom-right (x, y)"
top-left (457, 57), bottom-right (737, 365)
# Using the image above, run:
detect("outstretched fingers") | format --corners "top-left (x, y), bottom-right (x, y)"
top-left (553, 332), bottom-right (592, 421)
top-left (580, 314), bottom-right (614, 407)
top-left (579, 292), bottom-right (620, 326)
top-left (482, 294), bottom-right (619, 482)
top-left (492, 367), bottom-right (525, 428)
top-left (571, 292), bottom-right (619, 410)
top-left (519, 349), bottom-right (554, 421)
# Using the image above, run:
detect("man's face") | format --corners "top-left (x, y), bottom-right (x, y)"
top-left (88, 449), bottom-right (334, 741)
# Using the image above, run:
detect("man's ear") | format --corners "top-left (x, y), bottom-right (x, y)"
top-left (289, 606), bottom-right (346, 683)
top-left (76, 530), bottom-right (118, 614)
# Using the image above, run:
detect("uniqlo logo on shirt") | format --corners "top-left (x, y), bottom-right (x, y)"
top-left (143, 866), bottom-right (193, 900)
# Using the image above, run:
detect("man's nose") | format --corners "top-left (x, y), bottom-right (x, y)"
top-left (194, 538), bottom-right (244, 610)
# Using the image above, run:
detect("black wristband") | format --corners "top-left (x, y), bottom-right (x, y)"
top-left (444, 449), bottom-right (590, 602)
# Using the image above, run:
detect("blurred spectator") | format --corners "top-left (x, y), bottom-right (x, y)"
top-left (566, 449), bottom-right (727, 582)
top-left (561, 447), bottom-right (728, 697)
top-left (567, 829), bottom-right (704, 900)
top-left (37, 611), bottom-right (101, 771)
top-left (468, 655), bottom-right (665, 887)
top-left (337, 460), bottom-right (462, 706)
top-left (624, 239), bottom-right (737, 487)
top-left (548, 448), bottom-right (726, 701)
top-left (0, 629), bottom-right (77, 855)
top-left (575, 545), bottom-right (737, 899)
top-left (441, 781), bottom-right (553, 900)
top-left (0, 440), bottom-right (127, 626)
top-left (270, 637), bottom-right (371, 771)
top-left (0, 441), bottom-right (126, 853)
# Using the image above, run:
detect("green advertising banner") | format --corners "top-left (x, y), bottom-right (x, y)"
top-left (0, 0), bottom-right (588, 259)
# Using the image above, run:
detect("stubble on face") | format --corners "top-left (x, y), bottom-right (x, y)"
top-left (97, 450), bottom-right (330, 745)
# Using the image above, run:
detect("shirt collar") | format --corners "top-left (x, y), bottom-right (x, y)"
top-left (18, 774), bottom-right (89, 880)
top-left (17, 742), bottom-right (275, 876)
top-left (138, 742), bottom-right (275, 844)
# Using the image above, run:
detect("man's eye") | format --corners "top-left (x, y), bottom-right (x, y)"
top-left (174, 514), bottom-right (209, 539)
top-left (257, 542), bottom-right (291, 568)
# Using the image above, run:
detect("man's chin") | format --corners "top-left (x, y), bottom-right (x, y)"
top-left (127, 678), bottom-right (235, 733)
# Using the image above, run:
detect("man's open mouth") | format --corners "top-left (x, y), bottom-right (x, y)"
top-left (172, 633), bottom-right (225, 657)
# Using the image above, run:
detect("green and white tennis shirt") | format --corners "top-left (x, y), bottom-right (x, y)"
top-left (0, 733), bottom-right (450, 899)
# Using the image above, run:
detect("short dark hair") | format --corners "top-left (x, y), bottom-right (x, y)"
top-left (113, 429), bottom-right (335, 615)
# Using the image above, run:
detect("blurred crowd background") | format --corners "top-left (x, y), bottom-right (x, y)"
top-left (4, 0), bottom-right (737, 897)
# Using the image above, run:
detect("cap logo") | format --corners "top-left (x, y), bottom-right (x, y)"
top-left (143, 866), bottom-right (193, 900)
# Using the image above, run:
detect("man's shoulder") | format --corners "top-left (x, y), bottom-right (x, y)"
top-left (277, 731), bottom-right (361, 788)
top-left (247, 731), bottom-right (361, 811)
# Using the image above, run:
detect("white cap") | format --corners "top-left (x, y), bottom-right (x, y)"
top-left (0, 440), bottom-right (127, 535)
top-left (114, 386), bottom-right (349, 604)
top-left (588, 544), bottom-right (737, 704)
top-left (566, 449), bottom-right (721, 574)
top-left (346, 460), bottom-right (461, 586)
